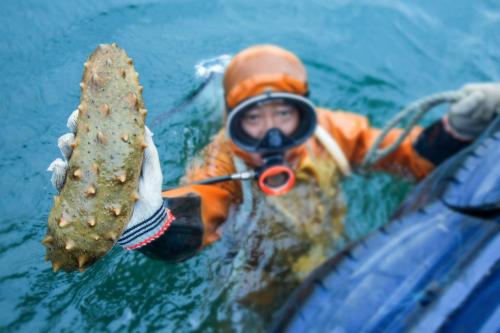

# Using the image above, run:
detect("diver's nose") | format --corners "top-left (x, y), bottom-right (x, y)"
top-left (263, 112), bottom-right (276, 132)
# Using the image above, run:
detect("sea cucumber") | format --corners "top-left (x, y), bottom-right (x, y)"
top-left (43, 43), bottom-right (146, 272)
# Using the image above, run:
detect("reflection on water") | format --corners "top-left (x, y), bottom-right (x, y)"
top-left (1, 0), bottom-right (499, 332)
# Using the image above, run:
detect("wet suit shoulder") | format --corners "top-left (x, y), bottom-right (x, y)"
top-left (137, 130), bottom-right (242, 262)
top-left (316, 108), bottom-right (472, 179)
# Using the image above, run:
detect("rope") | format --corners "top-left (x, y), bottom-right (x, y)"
top-left (361, 90), bottom-right (465, 168)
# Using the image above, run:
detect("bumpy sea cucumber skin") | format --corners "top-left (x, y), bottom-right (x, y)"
top-left (44, 44), bottom-right (146, 272)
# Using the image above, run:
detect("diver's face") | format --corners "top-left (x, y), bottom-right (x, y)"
top-left (240, 101), bottom-right (299, 140)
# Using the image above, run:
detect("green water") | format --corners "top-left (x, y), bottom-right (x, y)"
top-left (1, 1), bottom-right (499, 332)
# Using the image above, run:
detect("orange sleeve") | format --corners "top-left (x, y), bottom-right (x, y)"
top-left (316, 108), bottom-right (435, 180)
top-left (162, 130), bottom-right (242, 247)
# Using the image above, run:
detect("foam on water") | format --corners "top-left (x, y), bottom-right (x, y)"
top-left (195, 54), bottom-right (232, 79)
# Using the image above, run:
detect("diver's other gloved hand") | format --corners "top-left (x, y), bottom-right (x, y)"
top-left (47, 109), bottom-right (174, 251)
top-left (447, 83), bottom-right (500, 140)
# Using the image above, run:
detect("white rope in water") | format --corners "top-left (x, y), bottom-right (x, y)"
top-left (361, 90), bottom-right (465, 168)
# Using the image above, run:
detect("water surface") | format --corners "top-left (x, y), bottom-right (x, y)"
top-left (1, 1), bottom-right (499, 332)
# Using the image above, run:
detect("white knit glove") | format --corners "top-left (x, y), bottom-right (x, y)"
top-left (47, 109), bottom-right (173, 250)
top-left (447, 83), bottom-right (500, 139)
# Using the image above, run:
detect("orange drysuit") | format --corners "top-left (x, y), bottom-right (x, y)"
top-left (163, 107), bottom-right (434, 247)
top-left (136, 45), bottom-right (470, 273)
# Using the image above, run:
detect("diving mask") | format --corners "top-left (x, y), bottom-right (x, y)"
top-left (225, 91), bottom-right (317, 195)
top-left (226, 91), bottom-right (317, 153)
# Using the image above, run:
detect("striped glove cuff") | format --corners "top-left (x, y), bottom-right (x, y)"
top-left (117, 201), bottom-right (175, 250)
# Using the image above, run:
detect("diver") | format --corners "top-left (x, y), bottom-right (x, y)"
top-left (48, 44), bottom-right (500, 266)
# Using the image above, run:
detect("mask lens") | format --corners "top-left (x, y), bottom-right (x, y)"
top-left (226, 92), bottom-right (317, 153)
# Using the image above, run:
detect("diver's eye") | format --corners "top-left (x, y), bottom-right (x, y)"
top-left (243, 110), bottom-right (262, 123)
top-left (277, 109), bottom-right (293, 117)
top-left (275, 107), bottom-right (297, 119)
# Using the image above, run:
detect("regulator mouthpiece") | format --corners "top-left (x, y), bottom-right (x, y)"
top-left (256, 153), bottom-right (295, 196)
